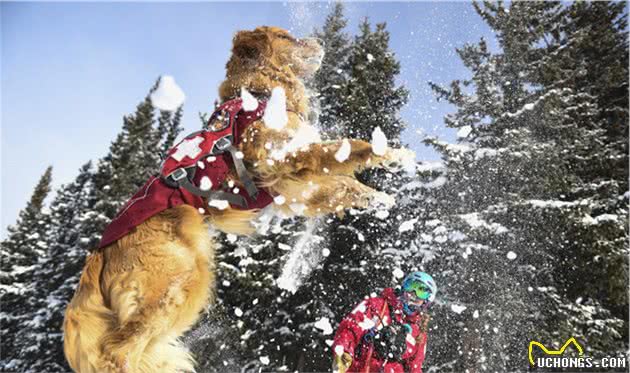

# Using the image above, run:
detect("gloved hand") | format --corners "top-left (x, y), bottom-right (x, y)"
top-left (332, 352), bottom-right (353, 373)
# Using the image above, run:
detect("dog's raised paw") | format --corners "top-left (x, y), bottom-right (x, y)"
top-left (382, 147), bottom-right (417, 174)
top-left (365, 191), bottom-right (396, 210)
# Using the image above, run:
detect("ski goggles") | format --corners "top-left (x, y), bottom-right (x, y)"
top-left (402, 279), bottom-right (432, 301)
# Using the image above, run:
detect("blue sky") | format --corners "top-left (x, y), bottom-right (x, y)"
top-left (1, 1), bottom-right (495, 236)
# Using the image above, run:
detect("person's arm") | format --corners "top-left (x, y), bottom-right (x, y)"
top-left (332, 299), bottom-right (375, 371)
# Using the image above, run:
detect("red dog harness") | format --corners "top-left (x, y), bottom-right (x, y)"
top-left (98, 98), bottom-right (273, 249)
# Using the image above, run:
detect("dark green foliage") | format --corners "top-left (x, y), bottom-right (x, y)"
top-left (339, 19), bottom-right (409, 143)
top-left (423, 1), bottom-right (628, 370)
top-left (312, 2), bottom-right (351, 138)
top-left (1, 166), bottom-right (53, 371)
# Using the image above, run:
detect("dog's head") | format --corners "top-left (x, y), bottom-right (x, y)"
top-left (231, 26), bottom-right (324, 78)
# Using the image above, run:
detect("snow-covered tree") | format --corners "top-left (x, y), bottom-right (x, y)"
top-left (339, 19), bottom-right (409, 143)
top-left (14, 162), bottom-right (95, 372)
top-left (311, 2), bottom-right (351, 138)
top-left (0, 77), bottom-right (185, 371)
top-left (1, 166), bottom-right (53, 371)
top-left (422, 1), bottom-right (628, 370)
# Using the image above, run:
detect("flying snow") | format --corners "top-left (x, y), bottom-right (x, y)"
top-left (334, 345), bottom-right (345, 356)
top-left (450, 304), bottom-right (467, 314)
top-left (263, 87), bottom-right (289, 130)
top-left (199, 176), bottom-right (213, 191)
top-left (371, 127), bottom-right (388, 156)
top-left (335, 139), bottom-right (351, 162)
top-left (270, 124), bottom-right (321, 161)
top-left (398, 218), bottom-right (418, 233)
top-left (314, 317), bottom-right (333, 335)
top-left (274, 195), bottom-right (286, 205)
top-left (150, 75), bottom-right (186, 111)
top-left (375, 210), bottom-right (390, 220)
top-left (276, 220), bottom-right (324, 293)
top-left (259, 356), bottom-right (270, 365)
top-left (208, 199), bottom-right (229, 210)
top-left (393, 268), bottom-right (405, 279)
top-left (240, 87), bottom-right (259, 111)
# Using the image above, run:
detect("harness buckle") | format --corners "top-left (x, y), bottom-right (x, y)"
top-left (212, 136), bottom-right (233, 154)
top-left (169, 168), bottom-right (188, 181)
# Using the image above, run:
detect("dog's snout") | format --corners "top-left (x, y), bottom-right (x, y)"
top-left (298, 37), bottom-right (324, 49)
top-left (313, 37), bottom-right (325, 48)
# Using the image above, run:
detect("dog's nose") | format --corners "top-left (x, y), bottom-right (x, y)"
top-left (298, 37), bottom-right (325, 49)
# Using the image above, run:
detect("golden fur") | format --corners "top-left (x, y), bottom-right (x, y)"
top-left (63, 26), bottom-right (402, 372)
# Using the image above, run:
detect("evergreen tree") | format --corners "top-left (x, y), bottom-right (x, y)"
top-left (423, 2), bottom-right (628, 370)
top-left (312, 2), bottom-right (351, 137)
top-left (14, 162), bottom-right (95, 372)
top-left (87, 78), bottom-right (181, 249)
top-left (1, 166), bottom-right (53, 371)
top-left (1, 77), bottom-right (185, 371)
top-left (340, 19), bottom-right (409, 143)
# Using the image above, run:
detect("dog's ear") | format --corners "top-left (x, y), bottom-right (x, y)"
top-left (232, 30), bottom-right (271, 62)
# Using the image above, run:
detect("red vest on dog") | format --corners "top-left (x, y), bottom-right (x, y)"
top-left (98, 98), bottom-right (273, 249)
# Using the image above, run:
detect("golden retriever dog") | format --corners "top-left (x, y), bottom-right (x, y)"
top-left (63, 26), bottom-right (407, 373)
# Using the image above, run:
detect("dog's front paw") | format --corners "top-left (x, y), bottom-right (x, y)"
top-left (364, 191), bottom-right (396, 210)
top-left (381, 147), bottom-right (417, 174)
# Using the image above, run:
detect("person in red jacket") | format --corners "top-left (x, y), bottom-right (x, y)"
top-left (332, 272), bottom-right (437, 373)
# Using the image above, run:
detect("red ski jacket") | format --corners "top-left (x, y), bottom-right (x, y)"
top-left (98, 98), bottom-right (273, 249)
top-left (332, 288), bottom-right (428, 373)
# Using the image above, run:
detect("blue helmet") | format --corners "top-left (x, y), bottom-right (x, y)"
top-left (401, 271), bottom-right (437, 310)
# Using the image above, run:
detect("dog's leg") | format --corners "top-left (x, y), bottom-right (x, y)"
top-left (98, 206), bottom-right (214, 373)
top-left (268, 173), bottom-right (393, 217)
top-left (243, 124), bottom-right (414, 178)
top-left (241, 123), bottom-right (399, 178)
top-left (98, 270), bottom-right (199, 373)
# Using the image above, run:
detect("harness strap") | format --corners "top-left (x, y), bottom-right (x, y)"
top-left (163, 167), bottom-right (248, 208)
top-left (178, 176), bottom-right (248, 208)
top-left (227, 145), bottom-right (259, 199)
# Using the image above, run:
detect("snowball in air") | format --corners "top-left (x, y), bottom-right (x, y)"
top-left (507, 251), bottom-right (517, 260)
top-left (371, 127), bottom-right (388, 156)
top-left (150, 75), bottom-right (186, 111)
top-left (240, 87), bottom-right (259, 111)
top-left (314, 317), bottom-right (333, 335)
top-left (335, 139), bottom-right (351, 162)
top-left (451, 304), bottom-right (467, 314)
top-left (398, 218), bottom-right (418, 233)
top-left (199, 176), bottom-right (213, 191)
top-left (263, 87), bottom-right (288, 130)
top-left (208, 199), bottom-right (229, 210)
